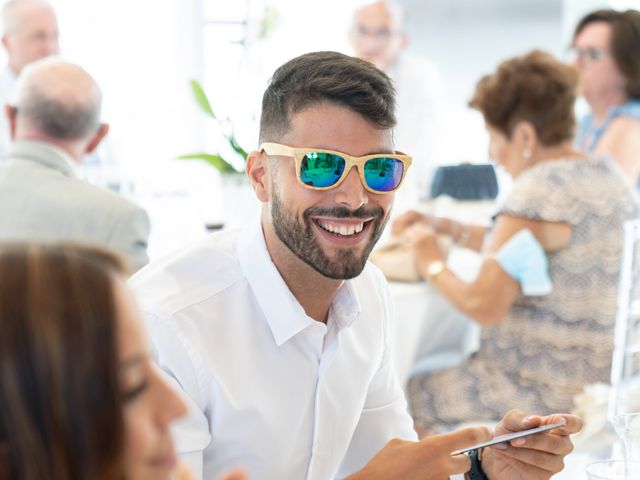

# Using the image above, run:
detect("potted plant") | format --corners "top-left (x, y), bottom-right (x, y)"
top-left (178, 79), bottom-right (248, 174)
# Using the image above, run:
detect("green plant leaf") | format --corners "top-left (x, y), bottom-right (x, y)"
top-left (226, 134), bottom-right (249, 160)
top-left (177, 153), bottom-right (240, 173)
top-left (190, 80), bottom-right (216, 118)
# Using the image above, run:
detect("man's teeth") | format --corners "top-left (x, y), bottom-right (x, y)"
top-left (318, 220), bottom-right (365, 236)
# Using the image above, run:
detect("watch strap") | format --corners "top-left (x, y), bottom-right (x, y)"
top-left (464, 449), bottom-right (488, 480)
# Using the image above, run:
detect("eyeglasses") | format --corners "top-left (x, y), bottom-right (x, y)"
top-left (568, 46), bottom-right (608, 63)
top-left (351, 26), bottom-right (400, 43)
top-left (260, 142), bottom-right (412, 193)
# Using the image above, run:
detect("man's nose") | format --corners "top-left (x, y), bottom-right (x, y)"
top-left (333, 167), bottom-right (368, 210)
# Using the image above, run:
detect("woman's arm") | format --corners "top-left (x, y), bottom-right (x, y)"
top-left (392, 210), bottom-right (486, 252)
top-left (404, 215), bottom-right (571, 325)
top-left (596, 117), bottom-right (640, 183)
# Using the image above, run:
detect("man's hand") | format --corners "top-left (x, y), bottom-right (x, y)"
top-left (481, 409), bottom-right (582, 480)
top-left (349, 427), bottom-right (492, 480)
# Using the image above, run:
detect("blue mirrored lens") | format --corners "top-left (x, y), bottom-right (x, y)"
top-left (300, 152), bottom-right (345, 187)
top-left (364, 157), bottom-right (404, 191)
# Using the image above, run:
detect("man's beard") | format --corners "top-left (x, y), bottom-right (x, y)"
top-left (271, 189), bottom-right (387, 280)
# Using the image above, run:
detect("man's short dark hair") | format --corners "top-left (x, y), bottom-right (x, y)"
top-left (574, 9), bottom-right (640, 99)
top-left (259, 51), bottom-right (396, 143)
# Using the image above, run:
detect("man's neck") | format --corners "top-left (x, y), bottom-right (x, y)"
top-left (262, 223), bottom-right (342, 324)
top-left (16, 132), bottom-right (83, 163)
top-left (588, 89), bottom-right (629, 124)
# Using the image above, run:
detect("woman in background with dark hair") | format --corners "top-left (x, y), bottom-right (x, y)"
top-left (394, 50), bottom-right (639, 433)
top-left (572, 9), bottom-right (640, 183)
top-left (0, 243), bottom-right (246, 480)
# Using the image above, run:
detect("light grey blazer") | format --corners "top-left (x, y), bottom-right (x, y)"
top-left (0, 140), bottom-right (150, 271)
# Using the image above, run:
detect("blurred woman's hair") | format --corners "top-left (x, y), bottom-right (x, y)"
top-left (574, 9), bottom-right (640, 99)
top-left (469, 49), bottom-right (578, 145)
top-left (0, 242), bottom-right (128, 480)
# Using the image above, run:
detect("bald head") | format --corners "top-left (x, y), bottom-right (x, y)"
top-left (349, 1), bottom-right (407, 71)
top-left (14, 58), bottom-right (102, 142)
top-left (2, 0), bottom-right (59, 74)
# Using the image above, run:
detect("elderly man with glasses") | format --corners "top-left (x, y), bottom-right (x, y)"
top-left (349, 0), bottom-right (444, 201)
top-left (0, 0), bottom-right (59, 161)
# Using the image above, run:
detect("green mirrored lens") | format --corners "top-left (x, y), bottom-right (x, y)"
top-left (300, 152), bottom-right (345, 187)
top-left (364, 157), bottom-right (404, 192)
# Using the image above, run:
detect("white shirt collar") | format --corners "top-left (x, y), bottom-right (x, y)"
top-left (237, 219), bottom-right (361, 346)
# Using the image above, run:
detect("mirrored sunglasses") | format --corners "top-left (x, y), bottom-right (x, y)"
top-left (260, 142), bottom-right (412, 193)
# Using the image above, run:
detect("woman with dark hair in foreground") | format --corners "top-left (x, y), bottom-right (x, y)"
top-left (0, 243), bottom-right (246, 479)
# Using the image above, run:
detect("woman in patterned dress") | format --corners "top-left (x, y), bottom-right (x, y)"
top-left (393, 50), bottom-right (640, 433)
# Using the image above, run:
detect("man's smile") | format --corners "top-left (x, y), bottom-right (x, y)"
top-left (313, 217), bottom-right (375, 237)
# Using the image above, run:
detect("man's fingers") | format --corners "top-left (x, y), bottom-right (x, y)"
top-left (490, 443), bottom-right (566, 474)
top-left (508, 430), bottom-right (574, 456)
top-left (542, 414), bottom-right (582, 436)
top-left (496, 409), bottom-right (533, 433)
top-left (492, 449), bottom-right (560, 477)
top-left (498, 410), bottom-right (582, 437)
top-left (425, 426), bottom-right (493, 454)
top-left (450, 453), bottom-right (473, 475)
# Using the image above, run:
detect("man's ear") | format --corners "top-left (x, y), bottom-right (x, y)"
top-left (246, 150), bottom-right (270, 203)
top-left (85, 123), bottom-right (109, 154)
top-left (5, 105), bottom-right (17, 139)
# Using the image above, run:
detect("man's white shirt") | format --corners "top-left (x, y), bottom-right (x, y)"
top-left (131, 219), bottom-right (417, 480)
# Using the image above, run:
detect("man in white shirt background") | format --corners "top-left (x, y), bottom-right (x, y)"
top-left (132, 51), bottom-right (580, 480)
top-left (0, 0), bottom-right (58, 161)
top-left (349, 0), bottom-right (444, 203)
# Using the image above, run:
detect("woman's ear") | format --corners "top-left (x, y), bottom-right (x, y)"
top-left (246, 150), bottom-right (270, 203)
top-left (512, 121), bottom-right (538, 152)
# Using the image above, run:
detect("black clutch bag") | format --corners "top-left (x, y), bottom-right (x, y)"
top-left (429, 164), bottom-right (498, 200)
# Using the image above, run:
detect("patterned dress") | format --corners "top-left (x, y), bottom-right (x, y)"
top-left (408, 155), bottom-right (640, 431)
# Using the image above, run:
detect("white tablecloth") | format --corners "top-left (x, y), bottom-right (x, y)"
top-left (389, 244), bottom-right (484, 388)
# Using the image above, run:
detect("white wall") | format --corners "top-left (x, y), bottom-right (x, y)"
top-left (46, 0), bottom-right (203, 179)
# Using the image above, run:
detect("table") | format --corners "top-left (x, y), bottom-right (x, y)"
top-left (390, 280), bottom-right (479, 388)
top-left (388, 243), bottom-right (485, 388)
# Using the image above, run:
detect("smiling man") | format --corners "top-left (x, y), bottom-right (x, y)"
top-left (131, 51), bottom-right (581, 480)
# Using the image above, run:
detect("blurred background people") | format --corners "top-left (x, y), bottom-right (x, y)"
top-left (0, 0), bottom-right (58, 161)
top-left (572, 9), bottom-right (640, 184)
top-left (0, 243), bottom-right (188, 479)
top-left (393, 50), bottom-right (639, 433)
top-left (0, 57), bottom-right (150, 271)
top-left (349, 0), bottom-right (444, 203)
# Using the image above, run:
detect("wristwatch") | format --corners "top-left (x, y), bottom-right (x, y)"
top-left (464, 448), bottom-right (488, 480)
top-left (425, 260), bottom-right (446, 283)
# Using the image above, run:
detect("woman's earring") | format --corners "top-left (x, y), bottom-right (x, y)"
top-left (522, 148), bottom-right (532, 159)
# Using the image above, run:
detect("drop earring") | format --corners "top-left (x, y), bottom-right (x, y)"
top-left (522, 148), bottom-right (532, 159)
